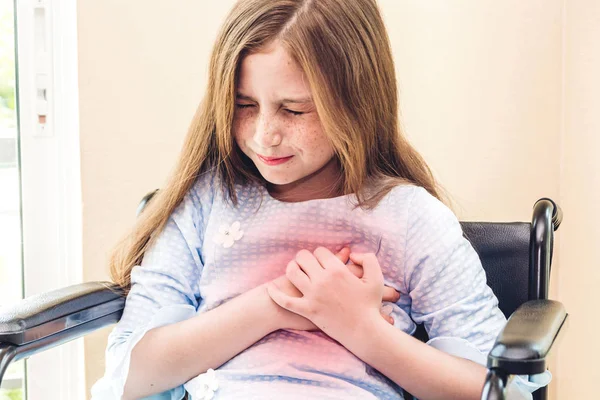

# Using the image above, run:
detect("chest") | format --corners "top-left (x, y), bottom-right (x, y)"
top-left (197, 197), bottom-right (386, 309)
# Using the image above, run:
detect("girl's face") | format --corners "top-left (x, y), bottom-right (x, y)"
top-left (233, 41), bottom-right (339, 202)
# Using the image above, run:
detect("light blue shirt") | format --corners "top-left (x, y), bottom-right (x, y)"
top-left (91, 170), bottom-right (550, 399)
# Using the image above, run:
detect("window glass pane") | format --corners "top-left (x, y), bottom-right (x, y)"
top-left (0, 0), bottom-right (25, 398)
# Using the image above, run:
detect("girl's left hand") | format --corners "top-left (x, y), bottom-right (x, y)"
top-left (266, 247), bottom-right (385, 343)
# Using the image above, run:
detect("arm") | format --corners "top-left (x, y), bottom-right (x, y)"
top-left (266, 187), bottom-right (547, 399)
top-left (265, 186), bottom-right (508, 399)
top-left (92, 176), bottom-right (222, 399)
top-left (344, 311), bottom-right (487, 400)
top-left (403, 187), bottom-right (507, 354)
top-left (123, 282), bottom-right (279, 399)
top-left (391, 186), bottom-right (547, 399)
top-left (123, 248), bottom-right (398, 398)
top-left (378, 186), bottom-right (504, 399)
top-left (92, 173), bottom-right (342, 399)
top-left (267, 246), bottom-right (490, 400)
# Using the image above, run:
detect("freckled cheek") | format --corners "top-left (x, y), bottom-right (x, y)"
top-left (298, 125), bottom-right (331, 157)
top-left (233, 115), bottom-right (255, 147)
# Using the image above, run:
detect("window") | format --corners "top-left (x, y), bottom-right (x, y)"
top-left (1, 0), bottom-right (84, 398)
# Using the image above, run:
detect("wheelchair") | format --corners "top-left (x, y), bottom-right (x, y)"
top-left (0, 192), bottom-right (567, 400)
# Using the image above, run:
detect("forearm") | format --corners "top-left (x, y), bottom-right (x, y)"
top-left (344, 315), bottom-right (487, 400)
top-left (123, 283), bottom-right (279, 399)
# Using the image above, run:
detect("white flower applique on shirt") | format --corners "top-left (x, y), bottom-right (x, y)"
top-left (186, 368), bottom-right (219, 399)
top-left (213, 221), bottom-right (244, 248)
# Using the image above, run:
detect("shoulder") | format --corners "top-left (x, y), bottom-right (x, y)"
top-left (382, 183), bottom-right (454, 222)
top-left (382, 184), bottom-right (461, 240)
top-left (368, 184), bottom-right (417, 236)
top-left (378, 183), bottom-right (449, 219)
top-left (189, 167), bottom-right (220, 203)
top-left (408, 186), bottom-right (456, 222)
top-left (373, 182), bottom-right (417, 212)
top-left (405, 186), bottom-right (464, 252)
top-left (172, 168), bottom-right (221, 223)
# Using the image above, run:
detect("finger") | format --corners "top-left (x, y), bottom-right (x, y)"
top-left (295, 249), bottom-right (325, 279)
top-left (380, 310), bottom-right (394, 325)
top-left (286, 260), bottom-right (311, 294)
top-left (314, 246), bottom-right (347, 270)
top-left (334, 247), bottom-right (351, 264)
top-left (382, 286), bottom-right (400, 302)
top-left (380, 303), bottom-right (394, 316)
top-left (267, 282), bottom-right (308, 316)
top-left (349, 252), bottom-right (366, 265)
top-left (349, 252), bottom-right (383, 285)
top-left (345, 262), bottom-right (364, 278)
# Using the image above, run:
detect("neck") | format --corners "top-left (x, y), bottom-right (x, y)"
top-left (268, 158), bottom-right (343, 202)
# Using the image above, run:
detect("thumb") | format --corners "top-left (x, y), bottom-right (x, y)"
top-left (349, 252), bottom-right (383, 284)
top-left (335, 247), bottom-right (351, 264)
top-left (266, 282), bottom-right (306, 315)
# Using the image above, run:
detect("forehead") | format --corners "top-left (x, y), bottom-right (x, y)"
top-left (237, 42), bottom-right (311, 96)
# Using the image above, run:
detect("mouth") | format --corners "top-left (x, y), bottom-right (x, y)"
top-left (257, 154), bottom-right (294, 166)
top-left (258, 154), bottom-right (292, 161)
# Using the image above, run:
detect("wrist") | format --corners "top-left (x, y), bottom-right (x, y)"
top-left (339, 309), bottom-right (389, 356)
top-left (252, 283), bottom-right (283, 333)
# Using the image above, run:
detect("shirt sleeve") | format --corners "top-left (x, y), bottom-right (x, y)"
top-left (90, 173), bottom-right (215, 400)
top-left (404, 186), bottom-right (551, 399)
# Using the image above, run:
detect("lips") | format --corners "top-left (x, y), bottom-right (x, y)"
top-left (258, 155), bottom-right (292, 161)
top-left (257, 154), bottom-right (294, 166)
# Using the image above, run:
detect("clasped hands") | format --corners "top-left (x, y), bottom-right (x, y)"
top-left (266, 247), bottom-right (400, 343)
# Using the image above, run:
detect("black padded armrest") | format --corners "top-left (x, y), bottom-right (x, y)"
top-left (0, 282), bottom-right (125, 346)
top-left (487, 299), bottom-right (567, 375)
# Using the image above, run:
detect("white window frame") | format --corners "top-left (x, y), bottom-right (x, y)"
top-left (15, 0), bottom-right (84, 399)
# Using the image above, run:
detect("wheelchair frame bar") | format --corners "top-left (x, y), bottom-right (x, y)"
top-left (0, 310), bottom-right (123, 383)
top-left (2, 298), bottom-right (125, 346)
top-left (529, 199), bottom-right (562, 301)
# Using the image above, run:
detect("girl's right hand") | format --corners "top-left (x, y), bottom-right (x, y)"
top-left (270, 247), bottom-right (400, 331)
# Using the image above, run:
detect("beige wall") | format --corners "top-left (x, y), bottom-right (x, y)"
top-left (557, 1), bottom-right (600, 397)
top-left (78, 1), bottom-right (237, 394)
top-left (77, 0), bottom-right (598, 398)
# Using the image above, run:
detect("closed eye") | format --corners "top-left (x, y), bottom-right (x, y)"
top-left (236, 104), bottom-right (304, 116)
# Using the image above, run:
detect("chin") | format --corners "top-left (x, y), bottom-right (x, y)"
top-left (260, 174), bottom-right (297, 186)
top-left (254, 168), bottom-right (296, 185)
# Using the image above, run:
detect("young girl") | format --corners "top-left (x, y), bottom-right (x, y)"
top-left (91, 1), bottom-right (550, 399)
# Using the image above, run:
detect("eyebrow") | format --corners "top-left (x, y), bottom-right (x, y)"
top-left (236, 93), bottom-right (313, 104)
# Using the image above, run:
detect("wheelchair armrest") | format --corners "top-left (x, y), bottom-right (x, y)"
top-left (487, 299), bottom-right (567, 375)
top-left (0, 282), bottom-right (125, 346)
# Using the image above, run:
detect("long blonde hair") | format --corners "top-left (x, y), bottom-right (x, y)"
top-left (109, 0), bottom-right (450, 293)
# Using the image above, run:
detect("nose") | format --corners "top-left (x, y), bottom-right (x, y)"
top-left (253, 111), bottom-right (282, 149)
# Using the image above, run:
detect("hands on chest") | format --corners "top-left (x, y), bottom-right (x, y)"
top-left (265, 247), bottom-right (401, 341)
